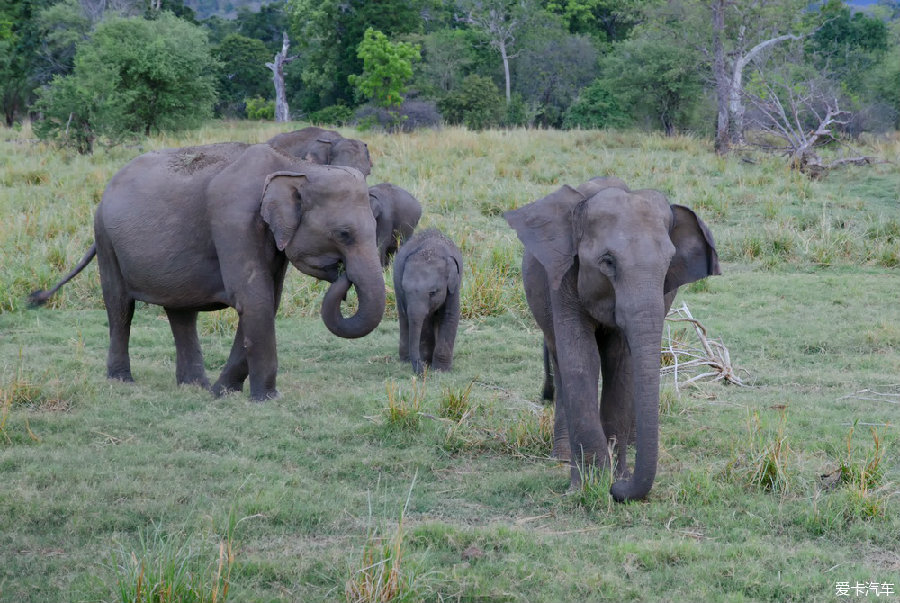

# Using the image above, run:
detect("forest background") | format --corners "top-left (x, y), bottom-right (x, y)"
top-left (2, 0), bottom-right (900, 152)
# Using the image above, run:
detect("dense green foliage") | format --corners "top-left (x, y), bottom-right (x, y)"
top-left (4, 0), bottom-right (899, 143)
top-left (2, 122), bottom-right (900, 602)
top-left (349, 28), bottom-right (421, 108)
top-left (33, 13), bottom-right (218, 151)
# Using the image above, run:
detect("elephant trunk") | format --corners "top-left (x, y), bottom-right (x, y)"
top-left (406, 309), bottom-right (426, 374)
top-left (321, 256), bottom-right (385, 339)
top-left (610, 303), bottom-right (664, 502)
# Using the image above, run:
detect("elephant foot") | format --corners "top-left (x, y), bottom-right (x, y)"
top-left (250, 388), bottom-right (280, 403)
top-left (107, 370), bottom-right (134, 383)
top-left (177, 374), bottom-right (210, 389)
top-left (410, 360), bottom-right (427, 375)
top-left (551, 437), bottom-right (571, 462)
top-left (212, 379), bottom-right (243, 398)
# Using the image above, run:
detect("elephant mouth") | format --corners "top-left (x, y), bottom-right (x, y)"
top-left (294, 255), bottom-right (343, 282)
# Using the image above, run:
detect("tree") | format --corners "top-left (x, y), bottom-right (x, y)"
top-left (599, 35), bottom-right (705, 135)
top-left (511, 26), bottom-right (598, 127)
top-left (543, 0), bottom-right (646, 47)
top-left (456, 0), bottom-right (534, 103)
top-left (34, 12), bottom-right (218, 149)
top-left (287, 0), bottom-right (425, 111)
top-left (266, 31), bottom-right (296, 122)
top-left (562, 79), bottom-right (629, 129)
top-left (214, 33), bottom-right (271, 117)
top-left (438, 73), bottom-right (504, 129)
top-left (349, 28), bottom-right (421, 108)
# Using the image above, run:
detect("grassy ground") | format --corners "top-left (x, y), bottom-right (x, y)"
top-left (1, 122), bottom-right (899, 602)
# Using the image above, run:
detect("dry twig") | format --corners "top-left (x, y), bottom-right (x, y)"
top-left (662, 303), bottom-right (747, 390)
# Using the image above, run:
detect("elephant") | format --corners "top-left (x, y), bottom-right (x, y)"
top-left (266, 126), bottom-right (372, 176)
top-left (504, 179), bottom-right (719, 502)
top-left (368, 183), bottom-right (423, 267)
top-left (393, 229), bottom-right (463, 375)
top-left (29, 142), bottom-right (386, 401)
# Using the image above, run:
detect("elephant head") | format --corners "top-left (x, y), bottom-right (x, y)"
top-left (505, 184), bottom-right (719, 501)
top-left (369, 183), bottom-right (423, 266)
top-left (266, 127), bottom-right (373, 176)
top-left (261, 166), bottom-right (386, 339)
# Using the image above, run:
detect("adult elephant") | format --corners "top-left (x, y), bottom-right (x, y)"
top-left (504, 180), bottom-right (719, 502)
top-left (266, 126), bottom-right (372, 176)
top-left (30, 143), bottom-right (385, 401)
top-left (368, 183), bottom-right (422, 267)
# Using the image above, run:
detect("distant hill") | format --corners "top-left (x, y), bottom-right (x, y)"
top-left (184, 0), bottom-right (276, 20)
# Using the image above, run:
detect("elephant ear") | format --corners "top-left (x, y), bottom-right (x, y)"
top-left (504, 185), bottom-right (585, 290)
top-left (665, 204), bottom-right (721, 293)
top-left (368, 190), bottom-right (384, 221)
top-left (261, 171), bottom-right (308, 251)
top-left (446, 255), bottom-right (462, 295)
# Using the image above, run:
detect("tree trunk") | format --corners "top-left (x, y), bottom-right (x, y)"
top-left (712, 0), bottom-right (730, 155)
top-left (266, 32), bottom-right (293, 123)
top-left (499, 40), bottom-right (511, 104)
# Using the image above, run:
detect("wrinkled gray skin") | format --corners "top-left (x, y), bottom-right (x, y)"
top-left (266, 126), bottom-right (372, 176)
top-left (505, 179), bottom-right (719, 502)
top-left (393, 229), bottom-right (462, 375)
top-left (31, 143), bottom-right (385, 401)
top-left (369, 183), bottom-right (423, 267)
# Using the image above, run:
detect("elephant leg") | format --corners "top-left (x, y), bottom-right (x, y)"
top-left (96, 244), bottom-right (134, 382)
top-left (598, 328), bottom-right (634, 479)
top-left (165, 308), bottom-right (210, 388)
top-left (212, 321), bottom-right (249, 397)
top-left (420, 315), bottom-right (437, 366)
top-left (431, 297), bottom-right (460, 372)
top-left (241, 308), bottom-right (279, 401)
top-left (398, 304), bottom-right (410, 362)
top-left (541, 341), bottom-right (555, 402)
top-left (552, 312), bottom-right (606, 488)
top-left (547, 343), bottom-right (571, 462)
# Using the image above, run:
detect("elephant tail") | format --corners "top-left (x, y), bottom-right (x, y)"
top-left (28, 243), bottom-right (97, 307)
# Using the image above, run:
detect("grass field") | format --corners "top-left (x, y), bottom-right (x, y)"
top-left (1, 122), bottom-right (899, 602)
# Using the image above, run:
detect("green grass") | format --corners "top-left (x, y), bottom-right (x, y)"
top-left (1, 122), bottom-right (899, 602)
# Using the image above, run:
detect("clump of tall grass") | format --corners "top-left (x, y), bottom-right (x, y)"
top-left (383, 377), bottom-right (426, 431)
top-left (729, 410), bottom-right (792, 495)
top-left (816, 421), bottom-right (890, 521)
top-left (438, 379), bottom-right (475, 422)
top-left (500, 406), bottom-right (554, 458)
top-left (107, 521), bottom-right (234, 603)
top-left (345, 474), bottom-right (423, 603)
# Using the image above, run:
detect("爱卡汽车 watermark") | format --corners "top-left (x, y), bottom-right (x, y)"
top-left (835, 582), bottom-right (895, 597)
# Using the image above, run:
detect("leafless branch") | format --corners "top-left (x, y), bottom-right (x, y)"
top-left (662, 303), bottom-right (747, 390)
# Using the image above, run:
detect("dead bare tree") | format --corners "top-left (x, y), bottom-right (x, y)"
top-left (456, 0), bottom-right (530, 104)
top-left (266, 32), bottom-right (297, 123)
top-left (744, 52), bottom-right (879, 178)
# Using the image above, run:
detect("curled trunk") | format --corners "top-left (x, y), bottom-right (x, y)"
top-left (320, 262), bottom-right (385, 339)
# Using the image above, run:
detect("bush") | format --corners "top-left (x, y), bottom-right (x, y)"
top-left (309, 103), bottom-right (354, 126)
top-left (352, 99), bottom-right (442, 132)
top-left (438, 75), bottom-right (503, 131)
top-left (33, 13), bottom-right (217, 151)
top-left (245, 96), bottom-right (274, 120)
top-left (563, 79), bottom-right (630, 130)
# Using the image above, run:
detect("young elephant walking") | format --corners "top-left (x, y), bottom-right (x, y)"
top-left (393, 229), bottom-right (463, 374)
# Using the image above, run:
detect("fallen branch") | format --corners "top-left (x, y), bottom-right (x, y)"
top-left (662, 303), bottom-right (747, 390)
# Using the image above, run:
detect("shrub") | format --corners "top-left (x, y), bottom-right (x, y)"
top-left (245, 96), bottom-right (275, 121)
top-left (563, 79), bottom-right (630, 130)
top-left (438, 75), bottom-right (503, 131)
top-left (310, 103), bottom-right (354, 126)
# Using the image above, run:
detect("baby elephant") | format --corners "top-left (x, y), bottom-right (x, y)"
top-left (369, 183), bottom-right (422, 267)
top-left (393, 229), bottom-right (463, 374)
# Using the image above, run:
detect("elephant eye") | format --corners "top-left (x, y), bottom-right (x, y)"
top-left (333, 228), bottom-right (354, 245)
top-left (598, 253), bottom-right (616, 276)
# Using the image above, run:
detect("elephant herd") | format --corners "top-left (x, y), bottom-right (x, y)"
top-left (30, 127), bottom-right (720, 502)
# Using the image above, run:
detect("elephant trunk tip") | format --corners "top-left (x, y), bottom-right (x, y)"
top-left (27, 289), bottom-right (53, 308)
top-left (610, 474), bottom-right (654, 503)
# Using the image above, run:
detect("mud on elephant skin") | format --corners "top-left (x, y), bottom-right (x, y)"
top-left (30, 143), bottom-right (386, 401)
top-left (368, 183), bottom-right (423, 267)
top-left (505, 178), bottom-right (719, 502)
top-left (266, 126), bottom-right (372, 176)
top-left (393, 229), bottom-right (463, 375)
